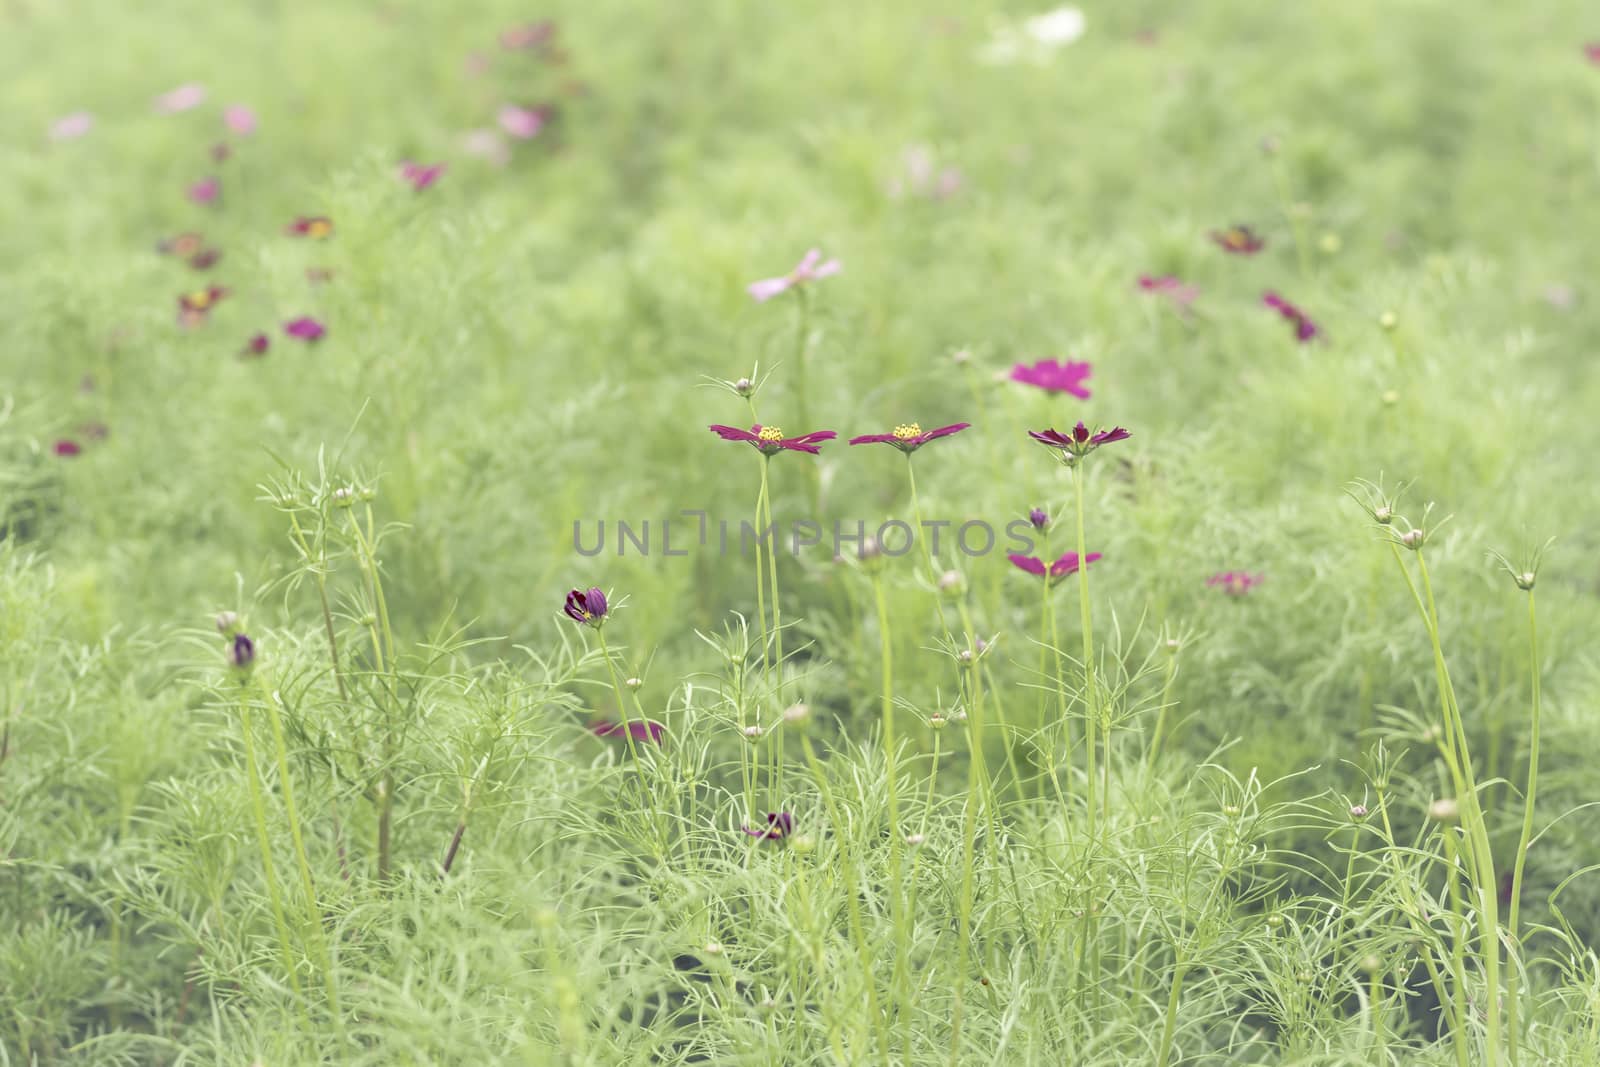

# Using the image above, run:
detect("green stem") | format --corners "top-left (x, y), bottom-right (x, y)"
top-left (1154, 961), bottom-right (1188, 1067)
top-left (872, 573), bottom-right (909, 1048)
top-left (1506, 590), bottom-right (1541, 1065)
top-left (1072, 467), bottom-right (1099, 834)
top-left (239, 700), bottom-right (303, 1001)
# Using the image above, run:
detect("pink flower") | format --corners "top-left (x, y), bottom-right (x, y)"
top-left (746, 249), bottom-right (841, 303)
top-left (284, 317), bottom-right (326, 342)
top-left (1029, 421), bottom-right (1131, 457)
top-left (591, 720), bottom-right (665, 745)
top-left (709, 424), bottom-right (837, 455)
top-left (1138, 274), bottom-right (1200, 309)
top-left (1262, 291), bottom-right (1320, 342)
top-left (1207, 571), bottom-right (1263, 597)
top-left (462, 129), bottom-right (510, 167)
top-left (154, 83), bottom-right (206, 114)
top-left (498, 103), bottom-right (550, 140)
top-left (224, 105), bottom-right (257, 135)
top-left (849, 421), bottom-right (970, 452)
top-left (49, 111), bottom-right (93, 142)
top-left (1010, 358), bottom-right (1092, 398)
top-left (1008, 552), bottom-right (1102, 585)
top-left (1586, 43), bottom-right (1600, 65)
top-left (54, 439), bottom-right (83, 457)
top-left (501, 21), bottom-right (556, 51)
top-left (187, 177), bottom-right (220, 204)
top-left (397, 160), bottom-right (447, 191)
top-left (241, 333), bottom-right (270, 358)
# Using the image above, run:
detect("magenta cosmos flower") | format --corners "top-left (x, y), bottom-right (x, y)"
top-left (591, 720), bottom-right (665, 745)
top-left (1029, 421), bottom-right (1131, 458)
top-left (709, 424), bottom-right (836, 455)
top-left (742, 811), bottom-right (795, 841)
top-left (1010, 358), bottom-right (1092, 398)
top-left (1008, 552), bottom-right (1102, 585)
top-left (498, 103), bottom-right (551, 139)
top-left (747, 249), bottom-right (841, 303)
top-left (54, 439), bottom-right (83, 457)
top-left (188, 177), bottom-right (220, 204)
top-left (285, 216), bottom-right (334, 239)
top-left (154, 83), bottom-right (206, 114)
top-left (49, 111), bottom-right (93, 142)
top-left (398, 160), bottom-right (447, 191)
top-left (283, 317), bottom-right (326, 342)
top-left (224, 105), bottom-right (257, 135)
top-left (563, 587), bottom-right (608, 627)
top-left (1262, 291), bottom-right (1319, 342)
top-left (1211, 225), bottom-right (1265, 255)
top-left (849, 421), bottom-right (970, 453)
top-left (241, 332), bottom-right (270, 358)
top-left (1208, 571), bottom-right (1263, 597)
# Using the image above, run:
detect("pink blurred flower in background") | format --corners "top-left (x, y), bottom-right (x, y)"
top-left (1585, 43), bottom-right (1600, 65)
top-left (187, 177), bottom-right (220, 204)
top-left (223, 105), bottom-right (257, 135)
top-left (54, 439), bottom-right (83, 457)
top-left (747, 249), bottom-right (841, 302)
top-left (154, 83), bottom-right (206, 114)
top-left (1138, 274), bottom-right (1200, 312)
top-left (888, 145), bottom-right (963, 200)
top-left (498, 103), bottom-right (551, 140)
top-left (500, 20), bottom-right (556, 51)
top-left (284, 316), bottom-right (326, 342)
top-left (1208, 571), bottom-right (1264, 597)
top-left (1010, 358), bottom-right (1093, 398)
top-left (49, 111), bottom-right (93, 142)
top-left (463, 129), bottom-right (511, 167)
top-left (397, 161), bottom-right (447, 191)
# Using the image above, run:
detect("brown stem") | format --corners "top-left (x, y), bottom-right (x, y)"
top-left (440, 821), bottom-right (467, 877)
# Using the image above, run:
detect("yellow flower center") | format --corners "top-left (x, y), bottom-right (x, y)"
top-left (757, 426), bottom-right (785, 442)
top-left (188, 290), bottom-right (214, 309)
top-left (308, 219), bottom-right (331, 239)
top-left (892, 423), bottom-right (923, 440)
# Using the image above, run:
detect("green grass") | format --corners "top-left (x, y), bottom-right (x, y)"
top-left (5, 1), bottom-right (1600, 1063)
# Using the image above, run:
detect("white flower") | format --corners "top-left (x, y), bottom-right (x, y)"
top-left (979, 6), bottom-right (1086, 65)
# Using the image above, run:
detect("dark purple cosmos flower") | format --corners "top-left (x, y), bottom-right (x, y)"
top-left (49, 111), bottom-right (93, 142)
top-left (1211, 225), bottom-right (1265, 254)
top-left (564, 587), bottom-right (608, 627)
top-left (1262, 291), bottom-right (1320, 342)
top-left (178, 286), bottom-right (228, 328)
top-left (283, 316), bottom-right (326, 342)
top-left (398, 161), bottom-right (447, 191)
top-left (228, 632), bottom-right (255, 670)
top-left (154, 83), bottom-right (206, 114)
top-left (241, 332), bottom-right (269, 358)
top-left (1009, 552), bottom-right (1102, 584)
top-left (848, 421), bottom-right (970, 453)
top-left (1207, 571), bottom-right (1263, 597)
top-left (224, 105), bottom-right (257, 135)
top-left (709, 424), bottom-right (837, 456)
top-left (591, 720), bottom-right (666, 745)
top-left (501, 20), bottom-right (557, 50)
top-left (498, 103), bottom-right (552, 139)
top-left (1028, 507), bottom-right (1050, 530)
top-left (1010, 358), bottom-right (1092, 398)
top-left (286, 216), bottom-right (334, 239)
top-left (54, 439), bottom-right (82, 457)
top-left (1029, 421), bottom-right (1131, 458)
top-left (1138, 274), bottom-right (1200, 309)
top-left (188, 177), bottom-right (220, 204)
top-left (189, 247), bottom-right (221, 270)
top-left (747, 249), bottom-right (841, 303)
top-left (742, 812), bottom-right (795, 841)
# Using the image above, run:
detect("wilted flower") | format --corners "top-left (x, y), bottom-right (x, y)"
top-left (848, 422), bottom-right (970, 453)
top-left (563, 587), bottom-right (608, 627)
top-left (398, 160), bottom-right (447, 191)
top-left (286, 216), bottom-right (334, 239)
top-left (747, 249), bottom-right (841, 303)
top-left (54, 439), bottom-right (82, 457)
top-left (49, 111), bottom-right (93, 142)
top-left (1008, 552), bottom-right (1101, 585)
top-left (498, 103), bottom-right (552, 140)
top-left (591, 720), bottom-right (665, 745)
top-left (223, 105), bottom-right (257, 135)
top-left (709, 424), bottom-right (837, 456)
top-left (177, 286), bottom-right (228, 328)
top-left (1262, 291), bottom-right (1320, 342)
top-left (241, 332), bottom-right (270, 358)
top-left (1010, 358), bottom-right (1092, 398)
top-left (187, 177), bottom-right (220, 204)
top-left (283, 316), bottom-right (326, 342)
top-left (1210, 225), bottom-right (1265, 255)
top-left (154, 83), bottom-right (207, 114)
top-left (227, 632), bottom-right (256, 671)
top-left (1207, 571), bottom-right (1264, 597)
top-left (741, 811), bottom-right (795, 841)
top-left (1028, 421), bottom-right (1131, 458)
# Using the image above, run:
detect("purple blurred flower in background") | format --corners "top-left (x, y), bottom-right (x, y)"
top-left (283, 316), bottom-right (326, 342)
top-left (187, 177), bottom-right (220, 204)
top-left (398, 160), bottom-right (447, 191)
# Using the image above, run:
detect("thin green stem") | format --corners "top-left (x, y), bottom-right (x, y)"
top-left (1506, 589), bottom-right (1541, 1065)
top-left (239, 700), bottom-right (303, 1001)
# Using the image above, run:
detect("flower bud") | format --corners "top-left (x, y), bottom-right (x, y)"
top-left (1318, 232), bottom-right (1341, 254)
top-left (1349, 804), bottom-right (1369, 819)
top-left (733, 377), bottom-right (755, 397)
top-left (1427, 798), bottom-right (1459, 824)
top-left (937, 570), bottom-right (964, 596)
top-left (215, 610), bottom-right (240, 635)
top-left (1028, 507), bottom-right (1049, 530)
top-left (742, 724), bottom-right (765, 742)
top-left (905, 833), bottom-right (926, 847)
top-left (1359, 953), bottom-right (1382, 975)
top-left (1381, 389), bottom-right (1400, 406)
top-left (625, 676), bottom-right (643, 691)
top-left (332, 486), bottom-right (355, 508)
top-left (1400, 528), bottom-right (1425, 550)
top-left (928, 712), bottom-right (947, 731)
top-left (782, 702), bottom-right (811, 727)
top-left (1378, 310), bottom-right (1398, 332)
top-left (956, 649), bottom-right (974, 668)
top-left (789, 833), bottom-right (816, 854)
top-left (951, 348), bottom-right (971, 365)
top-left (227, 632), bottom-right (256, 671)
top-left (1222, 803), bottom-right (1241, 817)
top-left (359, 486), bottom-right (377, 502)
top-left (1164, 637), bottom-right (1181, 652)
top-left (1373, 505), bottom-right (1393, 525)
top-left (1515, 572), bottom-right (1535, 591)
